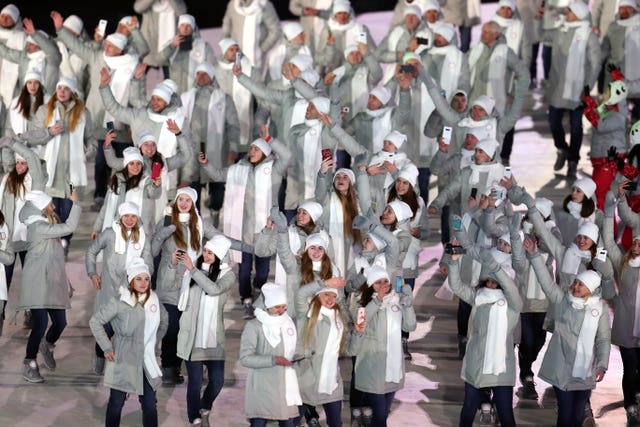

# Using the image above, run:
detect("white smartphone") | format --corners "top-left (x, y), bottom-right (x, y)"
top-left (596, 248), bottom-right (607, 262)
top-left (235, 51), bottom-right (242, 67)
top-left (97, 19), bottom-right (108, 37)
top-left (504, 166), bottom-right (512, 178)
top-left (442, 126), bottom-right (453, 145)
top-left (358, 32), bottom-right (367, 44)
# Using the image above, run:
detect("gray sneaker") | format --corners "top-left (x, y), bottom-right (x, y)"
top-left (23, 359), bottom-right (44, 383)
top-left (94, 357), bottom-right (105, 375)
top-left (243, 298), bottom-right (255, 320)
top-left (39, 341), bottom-right (56, 370)
top-left (199, 409), bottom-right (210, 427)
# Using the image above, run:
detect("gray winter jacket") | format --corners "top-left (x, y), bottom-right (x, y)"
top-left (133, 0), bottom-right (187, 67)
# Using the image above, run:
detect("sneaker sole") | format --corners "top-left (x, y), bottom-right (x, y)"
top-left (23, 375), bottom-right (44, 383)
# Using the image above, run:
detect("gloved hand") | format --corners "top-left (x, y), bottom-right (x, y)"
top-left (617, 157), bottom-right (626, 172)
top-left (270, 207), bottom-right (288, 233)
top-left (592, 257), bottom-right (613, 281)
top-left (607, 146), bottom-right (617, 162)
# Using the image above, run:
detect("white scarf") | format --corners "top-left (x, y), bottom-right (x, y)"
top-left (254, 307), bottom-right (302, 406)
top-left (57, 40), bottom-right (85, 85)
top-left (290, 97), bottom-right (309, 130)
top-left (267, 42), bottom-right (312, 81)
top-left (43, 105), bottom-right (88, 187)
top-left (567, 201), bottom-right (583, 220)
top-left (428, 45), bottom-right (464, 99)
top-left (26, 50), bottom-right (46, 76)
top-left (177, 213), bottom-right (204, 311)
top-left (112, 222), bottom-right (145, 263)
top-left (561, 243), bottom-right (591, 275)
top-left (152, 0), bottom-right (177, 52)
top-left (561, 21), bottom-right (591, 101)
top-left (329, 191), bottom-right (348, 276)
top-left (475, 287), bottom-right (509, 375)
top-left (460, 149), bottom-right (475, 169)
top-left (146, 108), bottom-right (184, 159)
top-left (182, 86), bottom-right (226, 167)
top-left (119, 286), bottom-right (162, 380)
top-left (100, 176), bottom-right (148, 232)
top-left (493, 15), bottom-right (524, 56)
top-left (103, 53), bottom-right (138, 126)
top-left (467, 0), bottom-right (481, 20)
top-left (0, 223), bottom-right (8, 301)
top-left (379, 291), bottom-right (403, 383)
top-left (234, 0), bottom-right (266, 69)
top-left (0, 172), bottom-right (31, 242)
top-left (0, 28), bottom-right (24, 108)
top-left (468, 162), bottom-right (505, 193)
top-left (275, 226), bottom-right (302, 285)
top-left (469, 42), bottom-right (508, 115)
top-left (327, 19), bottom-right (362, 54)
top-left (311, 0), bottom-right (333, 51)
top-left (171, 37), bottom-right (207, 91)
top-left (620, 14), bottom-right (640, 81)
top-left (366, 107), bottom-right (393, 153)
top-left (195, 263), bottom-right (232, 348)
top-left (331, 64), bottom-right (369, 115)
top-left (568, 294), bottom-right (603, 379)
top-left (382, 26), bottom-right (406, 84)
top-left (217, 58), bottom-right (253, 145)
top-left (526, 252), bottom-right (548, 300)
top-left (354, 252), bottom-right (387, 273)
top-left (222, 160), bottom-right (273, 262)
top-left (315, 306), bottom-right (343, 395)
top-left (302, 119), bottom-right (323, 199)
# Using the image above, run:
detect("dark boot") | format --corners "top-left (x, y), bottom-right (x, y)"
top-left (458, 335), bottom-right (468, 360)
top-left (554, 149), bottom-right (567, 171)
top-left (162, 367), bottom-right (176, 386)
top-left (567, 161), bottom-right (578, 179)
top-left (402, 337), bottom-right (412, 360)
top-left (175, 366), bottom-right (184, 384)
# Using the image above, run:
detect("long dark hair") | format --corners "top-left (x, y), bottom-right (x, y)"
top-left (15, 83), bottom-right (44, 119)
top-left (359, 283), bottom-right (375, 307)
top-left (5, 166), bottom-right (28, 197)
top-left (562, 194), bottom-right (595, 218)
top-left (109, 167), bottom-right (143, 194)
top-left (191, 255), bottom-right (222, 286)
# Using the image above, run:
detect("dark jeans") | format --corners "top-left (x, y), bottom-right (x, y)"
top-left (249, 418), bottom-right (294, 427)
top-left (239, 251), bottom-right (270, 301)
top-left (459, 383), bottom-right (515, 427)
top-left (160, 303), bottom-right (181, 368)
top-left (440, 205), bottom-right (451, 244)
top-left (500, 128), bottom-right (515, 161)
top-left (457, 299), bottom-right (472, 337)
top-left (52, 197), bottom-right (74, 242)
top-left (554, 387), bottom-right (591, 427)
top-left (417, 167), bottom-right (430, 206)
top-left (518, 312), bottom-right (547, 381)
top-left (363, 391), bottom-right (396, 427)
top-left (106, 376), bottom-right (157, 427)
top-left (335, 149), bottom-right (351, 169)
top-left (189, 181), bottom-right (226, 212)
top-left (530, 42), bottom-right (540, 83)
top-left (26, 308), bottom-right (67, 359)
top-left (542, 45), bottom-right (552, 81)
top-left (301, 401), bottom-right (342, 427)
top-left (95, 323), bottom-right (115, 358)
top-left (2, 250), bottom-right (26, 316)
top-left (619, 346), bottom-right (640, 408)
top-left (185, 359), bottom-right (225, 422)
top-left (548, 105), bottom-right (583, 162)
top-left (458, 26), bottom-right (472, 53)
top-left (349, 356), bottom-right (365, 408)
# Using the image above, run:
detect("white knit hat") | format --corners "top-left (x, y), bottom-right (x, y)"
top-left (195, 62), bottom-right (215, 79)
top-left (118, 16), bottom-right (138, 28)
top-left (56, 76), bottom-right (78, 94)
top-left (305, 233), bottom-right (329, 250)
top-left (366, 265), bottom-right (390, 286)
top-left (472, 95), bottom-right (495, 115)
top-left (262, 282), bottom-right (288, 308)
top-left (137, 132), bottom-right (156, 147)
top-left (298, 201), bottom-right (323, 222)
top-left (577, 222), bottom-right (599, 243)
top-left (344, 44), bottom-right (359, 60)
top-left (126, 257), bottom-right (150, 283)
top-left (218, 38), bottom-right (238, 55)
top-left (63, 15), bottom-right (84, 34)
top-left (250, 138), bottom-right (272, 156)
top-left (573, 177), bottom-right (597, 200)
top-left (24, 69), bottom-right (42, 83)
top-left (434, 23), bottom-right (456, 42)
top-left (204, 235), bottom-right (232, 260)
top-left (368, 231), bottom-right (387, 250)
top-left (161, 79), bottom-right (178, 94)
top-left (384, 130), bottom-right (407, 150)
top-left (178, 14), bottom-right (196, 29)
top-left (404, 4), bottom-right (422, 17)
top-left (151, 84), bottom-right (172, 103)
top-left (311, 96), bottom-right (330, 115)
top-left (25, 190), bottom-right (52, 211)
top-left (334, 168), bottom-right (356, 184)
top-left (314, 287), bottom-right (339, 297)
top-left (535, 198), bottom-right (554, 219)
top-left (106, 33), bottom-right (128, 50)
top-left (387, 200), bottom-right (413, 222)
top-left (118, 201), bottom-right (140, 217)
top-left (0, 4), bottom-right (19, 23)
top-left (370, 86), bottom-right (391, 105)
top-left (289, 54), bottom-right (313, 72)
top-left (422, 0), bottom-right (441, 12)
top-left (619, 0), bottom-right (638, 10)
top-left (333, 0), bottom-right (352, 14)
top-left (300, 69), bottom-right (320, 87)
top-left (498, 0), bottom-right (516, 11)
top-left (475, 138), bottom-right (498, 159)
top-left (175, 186), bottom-right (198, 203)
top-left (575, 270), bottom-right (601, 293)
top-left (282, 22), bottom-right (304, 41)
top-left (123, 146), bottom-right (144, 166)
top-left (465, 126), bottom-right (489, 141)
top-left (568, 1), bottom-right (590, 20)
top-left (398, 164), bottom-right (419, 187)
top-left (498, 232), bottom-right (511, 245)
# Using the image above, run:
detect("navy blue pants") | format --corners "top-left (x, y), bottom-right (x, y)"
top-left (26, 308), bottom-right (67, 359)
top-left (363, 391), bottom-right (396, 427)
top-left (185, 359), bottom-right (225, 422)
top-left (160, 303), bottom-right (181, 368)
top-left (518, 312), bottom-right (547, 381)
top-left (619, 346), bottom-right (640, 409)
top-left (52, 197), bottom-right (74, 242)
top-left (301, 401), bottom-right (342, 427)
top-left (238, 251), bottom-right (270, 301)
top-left (106, 375), bottom-right (157, 427)
top-left (249, 418), bottom-right (294, 427)
top-left (554, 387), bottom-right (591, 427)
top-left (459, 383), bottom-right (515, 427)
top-left (548, 105), bottom-right (583, 163)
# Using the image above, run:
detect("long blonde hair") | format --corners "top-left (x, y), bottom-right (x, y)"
top-left (120, 221), bottom-right (141, 244)
top-left (44, 93), bottom-right (85, 132)
top-left (304, 294), bottom-right (346, 352)
top-left (171, 203), bottom-right (201, 252)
